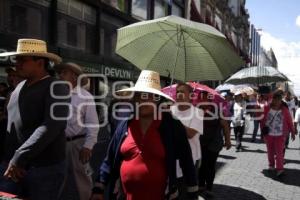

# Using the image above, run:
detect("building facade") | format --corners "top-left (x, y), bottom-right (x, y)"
top-left (249, 24), bottom-right (261, 66)
top-left (0, 0), bottom-right (188, 174)
top-left (186, 0), bottom-right (250, 87)
top-left (187, 0), bottom-right (250, 64)
top-left (0, 0), bottom-right (186, 98)
top-left (259, 47), bottom-right (278, 68)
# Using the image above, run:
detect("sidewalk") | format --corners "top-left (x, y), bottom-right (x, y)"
top-left (209, 122), bottom-right (300, 200)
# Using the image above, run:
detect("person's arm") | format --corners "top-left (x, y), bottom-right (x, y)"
top-left (284, 107), bottom-right (296, 140)
top-left (80, 97), bottom-right (100, 164)
top-left (184, 126), bottom-right (198, 138)
top-left (92, 121), bottom-right (127, 199)
top-left (294, 122), bottom-right (298, 134)
top-left (294, 109), bottom-right (299, 134)
top-left (9, 82), bottom-right (70, 168)
top-left (260, 106), bottom-right (269, 128)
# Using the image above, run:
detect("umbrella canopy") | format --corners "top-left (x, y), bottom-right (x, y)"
top-left (230, 85), bottom-right (255, 96)
top-left (116, 15), bottom-right (244, 82)
top-left (161, 82), bottom-right (225, 105)
top-left (225, 66), bottom-right (289, 85)
top-left (216, 83), bottom-right (257, 92)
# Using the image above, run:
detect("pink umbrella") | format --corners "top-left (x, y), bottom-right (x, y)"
top-left (161, 82), bottom-right (225, 105)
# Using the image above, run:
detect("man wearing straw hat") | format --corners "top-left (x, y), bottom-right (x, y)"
top-left (0, 39), bottom-right (70, 200)
top-left (54, 62), bottom-right (99, 200)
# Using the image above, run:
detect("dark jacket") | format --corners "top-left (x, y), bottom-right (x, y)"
top-left (96, 112), bottom-right (198, 200)
top-left (4, 77), bottom-right (70, 168)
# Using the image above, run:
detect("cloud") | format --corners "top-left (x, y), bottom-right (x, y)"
top-left (259, 31), bottom-right (300, 95)
top-left (296, 15), bottom-right (300, 28)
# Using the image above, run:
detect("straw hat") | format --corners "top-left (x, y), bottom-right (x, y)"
top-left (117, 70), bottom-right (174, 102)
top-left (0, 39), bottom-right (62, 64)
top-left (54, 62), bottom-right (89, 86)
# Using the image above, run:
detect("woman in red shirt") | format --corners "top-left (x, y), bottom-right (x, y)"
top-left (91, 70), bottom-right (198, 200)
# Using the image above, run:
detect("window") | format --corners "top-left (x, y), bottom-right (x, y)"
top-left (27, 0), bottom-right (51, 7)
top-left (67, 23), bottom-right (77, 46)
top-left (84, 5), bottom-right (97, 24)
top-left (215, 14), bottom-right (222, 31)
top-left (0, 0), bottom-right (4, 30)
top-left (100, 13), bottom-right (126, 58)
top-left (9, 4), bottom-right (44, 38)
top-left (57, 0), bottom-right (96, 25)
top-left (101, 0), bottom-right (128, 12)
top-left (69, 0), bottom-right (83, 20)
top-left (154, 0), bottom-right (167, 19)
top-left (132, 0), bottom-right (147, 20)
top-left (100, 26), bottom-right (117, 57)
top-left (171, 3), bottom-right (183, 17)
top-left (58, 0), bottom-right (68, 13)
top-left (10, 5), bottom-right (27, 34)
top-left (195, 0), bottom-right (201, 14)
top-left (57, 0), bottom-right (97, 53)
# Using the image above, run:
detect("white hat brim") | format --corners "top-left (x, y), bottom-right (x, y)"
top-left (117, 86), bottom-right (174, 102)
top-left (0, 51), bottom-right (62, 64)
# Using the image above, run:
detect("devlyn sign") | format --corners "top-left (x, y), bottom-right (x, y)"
top-left (81, 64), bottom-right (134, 80)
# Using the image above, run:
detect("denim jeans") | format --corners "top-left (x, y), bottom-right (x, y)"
top-left (0, 161), bottom-right (66, 200)
top-left (252, 120), bottom-right (260, 140)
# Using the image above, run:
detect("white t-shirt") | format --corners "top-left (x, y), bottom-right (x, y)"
top-left (170, 105), bottom-right (203, 177)
top-left (294, 108), bottom-right (300, 123)
top-left (231, 102), bottom-right (246, 127)
top-left (266, 109), bottom-right (283, 136)
top-left (294, 108), bottom-right (300, 133)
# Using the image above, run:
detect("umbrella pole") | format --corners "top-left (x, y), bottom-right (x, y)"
top-left (170, 28), bottom-right (184, 86)
top-left (170, 76), bottom-right (174, 86)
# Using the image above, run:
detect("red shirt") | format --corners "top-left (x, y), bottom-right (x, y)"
top-left (120, 119), bottom-right (167, 200)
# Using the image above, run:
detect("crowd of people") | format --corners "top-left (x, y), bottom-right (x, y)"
top-left (0, 38), bottom-right (299, 200)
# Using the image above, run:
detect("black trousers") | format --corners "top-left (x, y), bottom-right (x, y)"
top-left (234, 126), bottom-right (244, 150)
top-left (198, 148), bottom-right (219, 191)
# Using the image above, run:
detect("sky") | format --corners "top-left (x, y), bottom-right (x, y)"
top-left (245, 0), bottom-right (300, 95)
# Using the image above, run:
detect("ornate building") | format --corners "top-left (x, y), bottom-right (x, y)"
top-left (187, 0), bottom-right (250, 64)
top-left (260, 48), bottom-right (278, 68)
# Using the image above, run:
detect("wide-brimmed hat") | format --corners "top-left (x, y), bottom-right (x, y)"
top-left (0, 39), bottom-right (61, 64)
top-left (117, 70), bottom-right (174, 102)
top-left (54, 62), bottom-right (89, 86)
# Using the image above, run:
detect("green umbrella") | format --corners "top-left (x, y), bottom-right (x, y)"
top-left (225, 66), bottom-right (290, 85)
top-left (116, 15), bottom-right (244, 82)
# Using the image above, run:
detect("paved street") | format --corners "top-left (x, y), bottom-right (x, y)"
top-left (207, 120), bottom-right (300, 200)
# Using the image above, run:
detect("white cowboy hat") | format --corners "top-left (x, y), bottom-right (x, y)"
top-left (117, 70), bottom-right (174, 102)
top-left (54, 62), bottom-right (89, 86)
top-left (0, 39), bottom-right (62, 64)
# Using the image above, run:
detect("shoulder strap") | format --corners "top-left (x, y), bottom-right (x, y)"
top-left (269, 110), bottom-right (280, 125)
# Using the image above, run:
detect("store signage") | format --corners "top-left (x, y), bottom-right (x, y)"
top-left (68, 59), bottom-right (135, 80)
top-left (102, 65), bottom-right (132, 79)
top-left (82, 66), bottom-right (101, 73)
